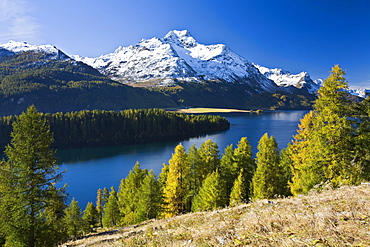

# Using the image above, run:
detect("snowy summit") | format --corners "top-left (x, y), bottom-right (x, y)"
top-left (74, 30), bottom-right (319, 93)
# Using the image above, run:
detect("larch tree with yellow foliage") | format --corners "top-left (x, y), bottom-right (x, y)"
top-left (163, 143), bottom-right (190, 218)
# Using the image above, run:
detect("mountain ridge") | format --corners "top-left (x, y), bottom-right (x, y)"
top-left (74, 30), bottom-right (320, 94)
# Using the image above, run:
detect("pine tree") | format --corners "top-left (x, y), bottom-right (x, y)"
top-left (192, 169), bottom-right (227, 212)
top-left (63, 198), bottom-right (83, 239)
top-left (229, 169), bottom-right (247, 207)
top-left (163, 143), bottom-right (190, 218)
top-left (252, 133), bottom-right (281, 199)
top-left (102, 187), bottom-right (120, 228)
top-left (0, 105), bottom-right (66, 247)
top-left (82, 202), bottom-right (99, 234)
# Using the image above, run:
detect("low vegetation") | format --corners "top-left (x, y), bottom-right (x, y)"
top-left (61, 184), bottom-right (370, 246)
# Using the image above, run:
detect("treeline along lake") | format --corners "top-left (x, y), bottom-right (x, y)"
top-left (57, 110), bottom-right (308, 207)
top-left (0, 108), bottom-right (230, 148)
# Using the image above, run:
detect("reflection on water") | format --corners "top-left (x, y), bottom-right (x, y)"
top-left (58, 110), bottom-right (308, 206)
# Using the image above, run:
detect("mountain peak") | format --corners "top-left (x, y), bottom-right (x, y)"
top-left (163, 30), bottom-right (198, 48)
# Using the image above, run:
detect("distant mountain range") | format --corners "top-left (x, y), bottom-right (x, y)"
top-left (0, 30), bottom-right (366, 115)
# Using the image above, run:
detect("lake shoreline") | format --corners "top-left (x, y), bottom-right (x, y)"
top-left (167, 107), bottom-right (263, 114)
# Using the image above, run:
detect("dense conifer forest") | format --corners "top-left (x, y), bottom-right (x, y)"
top-left (0, 108), bottom-right (230, 148)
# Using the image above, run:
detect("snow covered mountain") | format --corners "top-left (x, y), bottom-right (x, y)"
top-left (0, 34), bottom-right (322, 111)
top-left (74, 30), bottom-right (281, 92)
top-left (0, 40), bottom-right (70, 60)
top-left (254, 64), bottom-right (322, 93)
top-left (347, 88), bottom-right (370, 98)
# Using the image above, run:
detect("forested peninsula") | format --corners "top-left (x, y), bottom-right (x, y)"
top-left (0, 108), bottom-right (230, 148)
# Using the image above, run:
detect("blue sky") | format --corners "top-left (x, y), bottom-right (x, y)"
top-left (0, 0), bottom-right (369, 88)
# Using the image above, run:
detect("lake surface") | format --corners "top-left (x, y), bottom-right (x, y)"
top-left (57, 110), bottom-right (308, 207)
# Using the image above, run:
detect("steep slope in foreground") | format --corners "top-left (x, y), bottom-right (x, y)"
top-left (62, 184), bottom-right (370, 246)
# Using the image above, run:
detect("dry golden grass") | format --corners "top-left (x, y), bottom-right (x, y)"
top-left (61, 184), bottom-right (370, 247)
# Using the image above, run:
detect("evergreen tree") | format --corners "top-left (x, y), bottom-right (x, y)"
top-left (278, 147), bottom-right (293, 197)
top-left (158, 163), bottom-right (169, 191)
top-left (229, 169), bottom-right (247, 207)
top-left (136, 171), bottom-right (162, 222)
top-left (0, 105), bottom-right (66, 247)
top-left (39, 186), bottom-right (68, 246)
top-left (196, 139), bottom-right (220, 187)
top-left (313, 65), bottom-right (356, 187)
top-left (82, 202), bottom-right (99, 234)
top-left (233, 137), bottom-right (255, 199)
top-left (192, 169), bottom-right (227, 212)
top-left (117, 162), bottom-right (148, 225)
top-left (96, 188), bottom-right (104, 227)
top-left (252, 133), bottom-right (281, 199)
top-left (102, 187), bottom-right (120, 228)
top-left (352, 94), bottom-right (370, 181)
top-left (219, 144), bottom-right (235, 199)
top-left (63, 198), bottom-right (83, 239)
top-left (288, 111), bottom-right (322, 195)
top-left (290, 65), bottom-right (360, 194)
top-left (186, 144), bottom-right (201, 208)
top-left (163, 143), bottom-right (190, 218)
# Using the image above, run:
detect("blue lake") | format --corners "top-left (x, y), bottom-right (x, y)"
top-left (57, 110), bottom-right (308, 207)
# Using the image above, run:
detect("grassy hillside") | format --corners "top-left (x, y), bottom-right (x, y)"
top-left (61, 184), bottom-right (370, 246)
